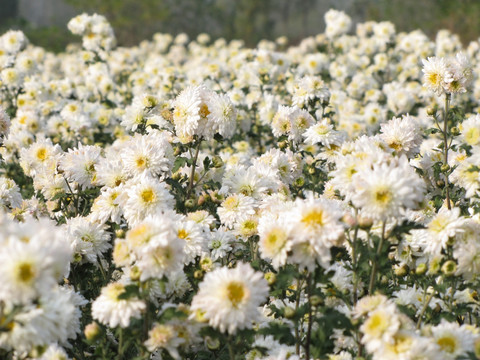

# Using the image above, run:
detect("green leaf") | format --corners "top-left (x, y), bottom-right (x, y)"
top-left (172, 156), bottom-right (188, 173)
top-left (117, 284), bottom-right (139, 300)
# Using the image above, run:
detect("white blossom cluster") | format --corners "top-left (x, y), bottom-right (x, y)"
top-left (0, 8), bottom-right (480, 360)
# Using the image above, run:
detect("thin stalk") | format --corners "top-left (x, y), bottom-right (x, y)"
top-left (304, 274), bottom-right (313, 360)
top-left (294, 275), bottom-right (303, 356)
top-left (416, 290), bottom-right (435, 329)
top-left (117, 328), bottom-right (124, 360)
top-left (368, 221), bottom-right (387, 295)
top-left (351, 224), bottom-right (360, 306)
top-left (186, 140), bottom-right (202, 200)
top-left (227, 335), bottom-right (235, 360)
top-left (443, 93), bottom-right (451, 210)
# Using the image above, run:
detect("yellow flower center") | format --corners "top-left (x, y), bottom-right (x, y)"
top-left (199, 103), bottom-right (210, 118)
top-left (437, 335), bottom-right (457, 353)
top-left (178, 229), bottom-right (188, 239)
top-left (226, 281), bottom-right (246, 308)
top-left (15, 262), bottom-right (35, 284)
top-left (36, 148), bottom-right (47, 161)
top-left (105, 283), bottom-right (126, 301)
top-left (223, 196), bottom-right (239, 210)
top-left (302, 209), bottom-right (325, 227)
top-left (140, 188), bottom-right (155, 203)
top-left (364, 311), bottom-right (389, 337)
top-left (375, 189), bottom-right (392, 205)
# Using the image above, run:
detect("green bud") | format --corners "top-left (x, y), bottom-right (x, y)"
top-left (294, 177), bottom-right (305, 187)
top-left (211, 155), bottom-right (224, 168)
top-left (451, 126), bottom-right (460, 136)
top-left (416, 263), bottom-right (427, 275)
top-left (284, 306), bottom-right (295, 319)
top-left (206, 336), bottom-right (220, 350)
top-left (394, 264), bottom-right (409, 277)
top-left (426, 107), bottom-right (436, 116)
top-left (440, 164), bottom-right (450, 173)
top-left (185, 199), bottom-right (195, 208)
top-left (310, 295), bottom-right (323, 307)
top-left (441, 260), bottom-right (457, 276)
top-left (264, 272), bottom-right (276, 285)
top-left (84, 322), bottom-right (101, 342)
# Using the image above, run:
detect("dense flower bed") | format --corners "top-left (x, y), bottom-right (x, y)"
top-left (0, 9), bottom-right (480, 360)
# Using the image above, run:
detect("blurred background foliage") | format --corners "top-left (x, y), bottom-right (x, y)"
top-left (1, 0), bottom-right (480, 51)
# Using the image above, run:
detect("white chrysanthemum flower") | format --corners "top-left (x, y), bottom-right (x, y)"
top-left (258, 212), bottom-right (292, 270)
top-left (303, 119), bottom-right (344, 148)
top-left (121, 131), bottom-right (174, 179)
top-left (324, 9), bottom-right (352, 38)
top-left (172, 86), bottom-right (201, 144)
top-left (422, 56), bottom-right (451, 95)
top-left (66, 216), bottom-right (111, 264)
top-left (0, 177), bottom-right (22, 209)
top-left (2, 30), bottom-right (28, 54)
top-left (0, 106), bottom-right (11, 136)
top-left (380, 114), bottom-right (423, 156)
top-left (288, 195), bottom-right (344, 270)
top-left (121, 177), bottom-right (174, 226)
top-left (190, 262), bottom-right (269, 334)
top-left (175, 218), bottom-right (206, 264)
top-left (459, 114), bottom-right (480, 147)
top-left (207, 92), bottom-right (237, 139)
top-left (430, 320), bottom-right (475, 360)
top-left (59, 144), bottom-right (102, 189)
top-left (0, 240), bottom-right (62, 305)
top-left (37, 343), bottom-right (70, 360)
top-left (217, 193), bottom-right (256, 228)
top-left (92, 282), bottom-right (146, 328)
top-left (0, 285), bottom-right (86, 353)
top-left (19, 137), bottom-right (62, 177)
top-left (360, 302), bottom-right (401, 353)
top-left (208, 227), bottom-right (234, 261)
top-left (422, 207), bottom-right (465, 255)
top-left (144, 322), bottom-right (184, 359)
top-left (351, 156), bottom-right (426, 221)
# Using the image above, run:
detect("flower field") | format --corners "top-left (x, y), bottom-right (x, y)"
top-left (1, 8), bottom-right (480, 360)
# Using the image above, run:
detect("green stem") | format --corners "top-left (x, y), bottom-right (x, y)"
top-left (443, 93), bottom-right (451, 210)
top-left (186, 140), bottom-right (202, 200)
top-left (117, 328), bottom-right (124, 360)
top-left (416, 289), bottom-right (435, 330)
top-left (368, 221), bottom-right (387, 295)
top-left (304, 274), bottom-right (313, 360)
top-left (227, 335), bottom-right (235, 360)
top-left (294, 275), bottom-right (303, 356)
top-left (351, 224), bottom-right (360, 306)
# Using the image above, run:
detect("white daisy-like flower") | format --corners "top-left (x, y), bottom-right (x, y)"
top-left (144, 322), bottom-right (184, 359)
top-left (360, 302), bottom-right (401, 353)
top-left (208, 227), bottom-right (234, 261)
top-left (207, 91), bottom-right (237, 139)
top-left (422, 207), bottom-right (465, 255)
top-left (217, 193), bottom-right (256, 228)
top-left (303, 118), bottom-right (344, 148)
top-left (257, 212), bottom-right (292, 270)
top-left (430, 320), bottom-right (475, 360)
top-left (379, 114), bottom-right (423, 156)
top-left (190, 262), bottom-right (269, 334)
top-left (120, 131), bottom-right (174, 179)
top-left (90, 186), bottom-right (124, 223)
top-left (422, 56), bottom-right (451, 95)
top-left (175, 218), bottom-right (206, 264)
top-left (172, 86), bottom-right (201, 144)
top-left (92, 281), bottom-right (146, 328)
top-left (59, 144), bottom-right (102, 189)
top-left (121, 177), bottom-right (175, 226)
top-left (351, 156), bottom-right (426, 221)
top-left (66, 216), bottom-right (111, 264)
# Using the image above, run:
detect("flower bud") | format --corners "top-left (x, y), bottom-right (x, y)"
top-left (426, 107), bottom-right (436, 116)
top-left (130, 265), bottom-right (141, 281)
top-left (206, 336), bottom-right (220, 350)
top-left (264, 272), bottom-right (276, 285)
top-left (416, 263), bottom-right (427, 275)
top-left (85, 322), bottom-right (101, 342)
top-left (115, 229), bottom-right (125, 239)
top-left (441, 260), bottom-right (457, 276)
top-left (212, 155), bottom-right (224, 168)
top-left (440, 164), bottom-right (450, 173)
top-left (284, 306), bottom-right (296, 319)
top-left (451, 126), bottom-right (460, 136)
top-left (185, 199), bottom-right (195, 208)
top-left (394, 264), bottom-right (409, 277)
